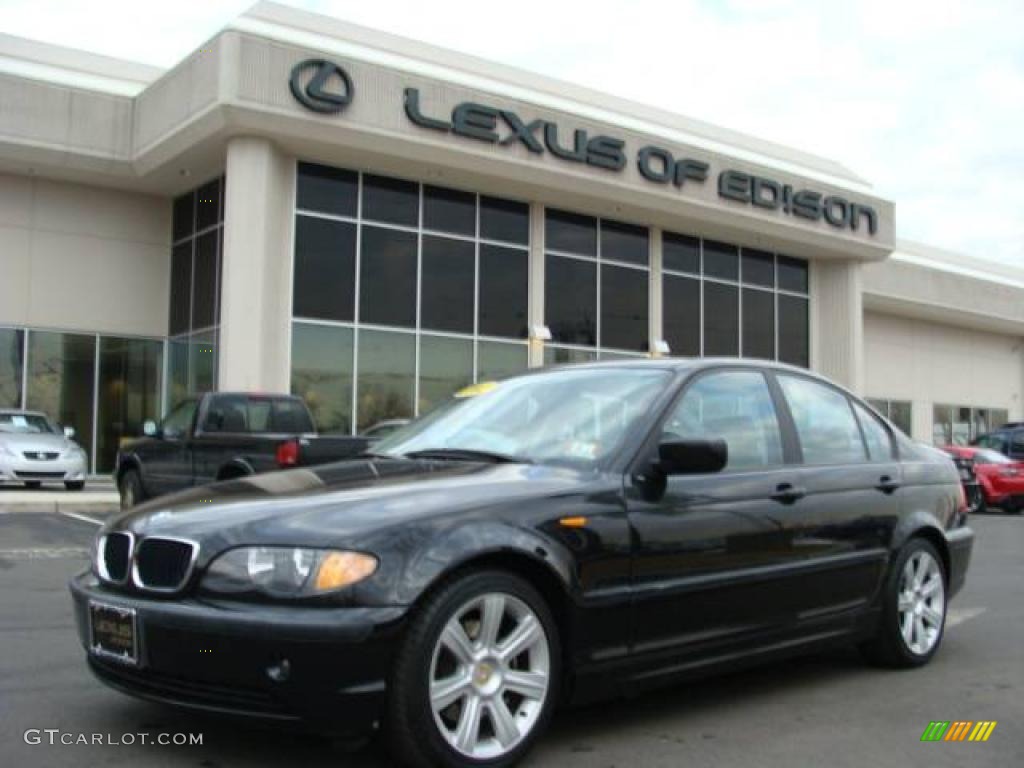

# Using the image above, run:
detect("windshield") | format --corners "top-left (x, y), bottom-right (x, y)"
top-left (375, 368), bottom-right (671, 468)
top-left (0, 413), bottom-right (57, 435)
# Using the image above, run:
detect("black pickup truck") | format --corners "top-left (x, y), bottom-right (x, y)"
top-left (114, 393), bottom-right (370, 508)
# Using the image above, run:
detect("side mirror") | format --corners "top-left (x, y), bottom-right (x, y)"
top-left (143, 420), bottom-right (158, 437)
top-left (657, 438), bottom-right (728, 475)
top-left (62, 425), bottom-right (76, 439)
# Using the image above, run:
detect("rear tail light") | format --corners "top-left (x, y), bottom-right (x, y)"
top-left (276, 439), bottom-right (299, 468)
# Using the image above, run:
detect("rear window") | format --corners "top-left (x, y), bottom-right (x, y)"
top-left (202, 396), bottom-right (315, 434)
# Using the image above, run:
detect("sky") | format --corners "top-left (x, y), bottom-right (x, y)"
top-left (3, 0), bottom-right (1022, 267)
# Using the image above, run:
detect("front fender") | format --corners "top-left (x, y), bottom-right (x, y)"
top-left (390, 521), bottom-right (576, 606)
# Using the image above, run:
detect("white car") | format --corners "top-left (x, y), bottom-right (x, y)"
top-left (0, 409), bottom-right (88, 490)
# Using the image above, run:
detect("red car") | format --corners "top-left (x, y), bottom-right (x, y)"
top-left (944, 446), bottom-right (1024, 514)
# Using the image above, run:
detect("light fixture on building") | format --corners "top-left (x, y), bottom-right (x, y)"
top-left (529, 325), bottom-right (552, 342)
top-left (651, 339), bottom-right (671, 357)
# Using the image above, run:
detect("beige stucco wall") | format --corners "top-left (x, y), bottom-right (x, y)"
top-left (0, 172), bottom-right (170, 337)
top-left (863, 310), bottom-right (1024, 441)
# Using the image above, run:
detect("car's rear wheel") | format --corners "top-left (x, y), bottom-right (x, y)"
top-left (388, 570), bottom-right (560, 768)
top-left (861, 538), bottom-right (947, 668)
top-left (118, 469), bottom-right (145, 509)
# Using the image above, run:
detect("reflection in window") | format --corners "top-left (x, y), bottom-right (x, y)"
top-left (477, 342), bottom-right (528, 381)
top-left (419, 335), bottom-right (473, 413)
top-left (359, 226), bottom-right (418, 328)
top-left (0, 328), bottom-right (25, 408)
top-left (703, 282), bottom-right (739, 356)
top-left (544, 346), bottom-right (597, 365)
top-left (96, 337), bottom-right (162, 473)
top-left (25, 331), bottom-right (96, 462)
top-left (778, 295), bottom-right (809, 368)
top-left (292, 216), bottom-right (356, 322)
top-left (662, 274), bottom-right (699, 358)
top-left (545, 255), bottom-right (596, 346)
top-left (601, 264), bottom-right (648, 352)
top-left (356, 329), bottom-right (415, 432)
top-left (421, 236), bottom-right (474, 334)
top-left (291, 322), bottom-right (354, 434)
top-left (479, 245), bottom-right (528, 338)
top-left (663, 370), bottom-right (783, 470)
top-left (296, 162), bottom-right (358, 217)
top-left (742, 288), bottom-right (775, 360)
top-left (866, 398), bottom-right (912, 436)
top-left (779, 375), bottom-right (866, 465)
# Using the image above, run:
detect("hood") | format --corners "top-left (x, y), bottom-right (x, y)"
top-left (112, 458), bottom-right (597, 554)
top-left (0, 431), bottom-right (77, 454)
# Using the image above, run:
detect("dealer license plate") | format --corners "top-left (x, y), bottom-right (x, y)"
top-left (89, 601), bottom-right (138, 666)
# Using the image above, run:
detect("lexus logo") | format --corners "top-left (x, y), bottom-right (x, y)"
top-left (289, 59), bottom-right (353, 114)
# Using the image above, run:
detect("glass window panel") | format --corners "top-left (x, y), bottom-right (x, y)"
top-left (866, 398), bottom-right (888, 417)
top-left (599, 350), bottom-right (645, 360)
top-left (779, 375), bottom-right (867, 465)
top-left (853, 401), bottom-right (893, 461)
top-left (191, 230), bottom-right (219, 331)
top-left (663, 232), bottom-right (700, 274)
top-left (423, 185), bottom-right (475, 236)
top-left (421, 235), bottom-right (475, 334)
top-left (477, 341), bottom-right (528, 381)
top-left (990, 409), bottom-right (1009, 430)
top-left (293, 216), bottom-right (356, 322)
top-left (545, 209), bottom-right (597, 256)
top-left (890, 401), bottom-right (912, 435)
top-left (296, 162), bottom-right (358, 217)
top-left (357, 329), bottom-right (415, 431)
top-left (703, 281), bottom-right (739, 356)
top-left (480, 196), bottom-right (528, 245)
top-left (479, 245), bottom-right (528, 339)
top-left (778, 254), bottom-right (809, 293)
top-left (601, 219), bottom-right (648, 266)
top-left (359, 226), bottom-right (418, 328)
top-left (25, 331), bottom-right (96, 465)
top-left (0, 328), bottom-right (25, 408)
top-left (188, 331), bottom-right (217, 395)
top-left (544, 346), bottom-right (598, 365)
top-left (167, 337), bottom-right (189, 406)
top-left (778, 295), bottom-right (809, 368)
top-left (96, 337), bottom-right (163, 473)
top-left (196, 178), bottom-right (221, 231)
top-left (172, 191), bottom-right (194, 242)
top-left (419, 335), bottom-right (473, 413)
top-left (545, 255), bottom-right (597, 346)
top-left (600, 264), bottom-right (648, 352)
top-left (742, 249), bottom-right (774, 287)
top-left (663, 274), bottom-right (700, 358)
top-left (291, 323), bottom-right (354, 434)
top-left (742, 288), bottom-right (775, 360)
top-left (932, 404), bottom-right (952, 446)
top-left (952, 407), bottom-right (971, 446)
top-left (703, 240), bottom-right (739, 281)
top-left (169, 242), bottom-right (192, 336)
top-left (362, 174), bottom-right (418, 227)
top-left (663, 370), bottom-right (783, 470)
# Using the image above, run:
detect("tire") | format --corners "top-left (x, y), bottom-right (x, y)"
top-left (387, 570), bottom-right (561, 768)
top-left (860, 538), bottom-right (947, 668)
top-left (118, 469), bottom-right (145, 509)
top-left (64, 481), bottom-right (85, 491)
top-left (24, 480), bottom-right (41, 489)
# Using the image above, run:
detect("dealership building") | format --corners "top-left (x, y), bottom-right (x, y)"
top-left (1, 1), bottom-right (1022, 475)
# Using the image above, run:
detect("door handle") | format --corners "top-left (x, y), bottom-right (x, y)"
top-left (876, 476), bottom-right (901, 494)
top-left (771, 483), bottom-right (806, 504)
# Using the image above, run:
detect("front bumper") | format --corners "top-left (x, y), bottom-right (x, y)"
top-left (0, 454), bottom-right (86, 484)
top-left (70, 571), bottom-right (406, 731)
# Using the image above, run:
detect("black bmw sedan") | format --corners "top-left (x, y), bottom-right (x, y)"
top-left (71, 360), bottom-right (974, 768)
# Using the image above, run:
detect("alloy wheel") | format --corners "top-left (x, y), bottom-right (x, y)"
top-left (428, 592), bottom-right (551, 760)
top-left (897, 550), bottom-right (945, 655)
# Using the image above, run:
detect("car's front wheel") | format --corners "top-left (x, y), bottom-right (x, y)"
top-left (861, 537), bottom-right (947, 668)
top-left (388, 570), bottom-right (560, 768)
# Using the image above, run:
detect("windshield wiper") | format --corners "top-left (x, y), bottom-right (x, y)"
top-left (403, 448), bottom-right (532, 464)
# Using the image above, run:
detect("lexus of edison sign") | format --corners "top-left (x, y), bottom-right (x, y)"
top-left (290, 59), bottom-right (878, 237)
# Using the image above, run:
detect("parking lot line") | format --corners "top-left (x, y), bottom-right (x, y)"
top-left (59, 510), bottom-right (104, 527)
top-left (946, 606), bottom-right (987, 628)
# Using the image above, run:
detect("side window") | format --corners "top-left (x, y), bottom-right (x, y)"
top-left (662, 370), bottom-right (784, 471)
top-left (778, 375), bottom-right (867, 465)
top-left (1012, 433), bottom-right (1024, 455)
top-left (852, 401), bottom-right (894, 461)
top-left (162, 399), bottom-right (198, 438)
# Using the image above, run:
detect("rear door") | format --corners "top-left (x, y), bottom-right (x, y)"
top-left (771, 373), bottom-right (898, 617)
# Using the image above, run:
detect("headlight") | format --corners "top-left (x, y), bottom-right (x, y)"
top-left (64, 445), bottom-right (86, 459)
top-left (201, 547), bottom-right (377, 597)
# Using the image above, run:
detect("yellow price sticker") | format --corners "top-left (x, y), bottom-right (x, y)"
top-left (455, 381), bottom-right (499, 399)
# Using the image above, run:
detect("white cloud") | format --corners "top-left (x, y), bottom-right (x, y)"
top-left (2, 0), bottom-right (1021, 266)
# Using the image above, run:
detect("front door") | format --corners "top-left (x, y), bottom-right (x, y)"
top-left (626, 368), bottom-right (809, 664)
top-left (143, 398), bottom-right (198, 496)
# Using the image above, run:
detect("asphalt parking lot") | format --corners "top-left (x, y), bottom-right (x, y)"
top-left (1, 507), bottom-right (1020, 767)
